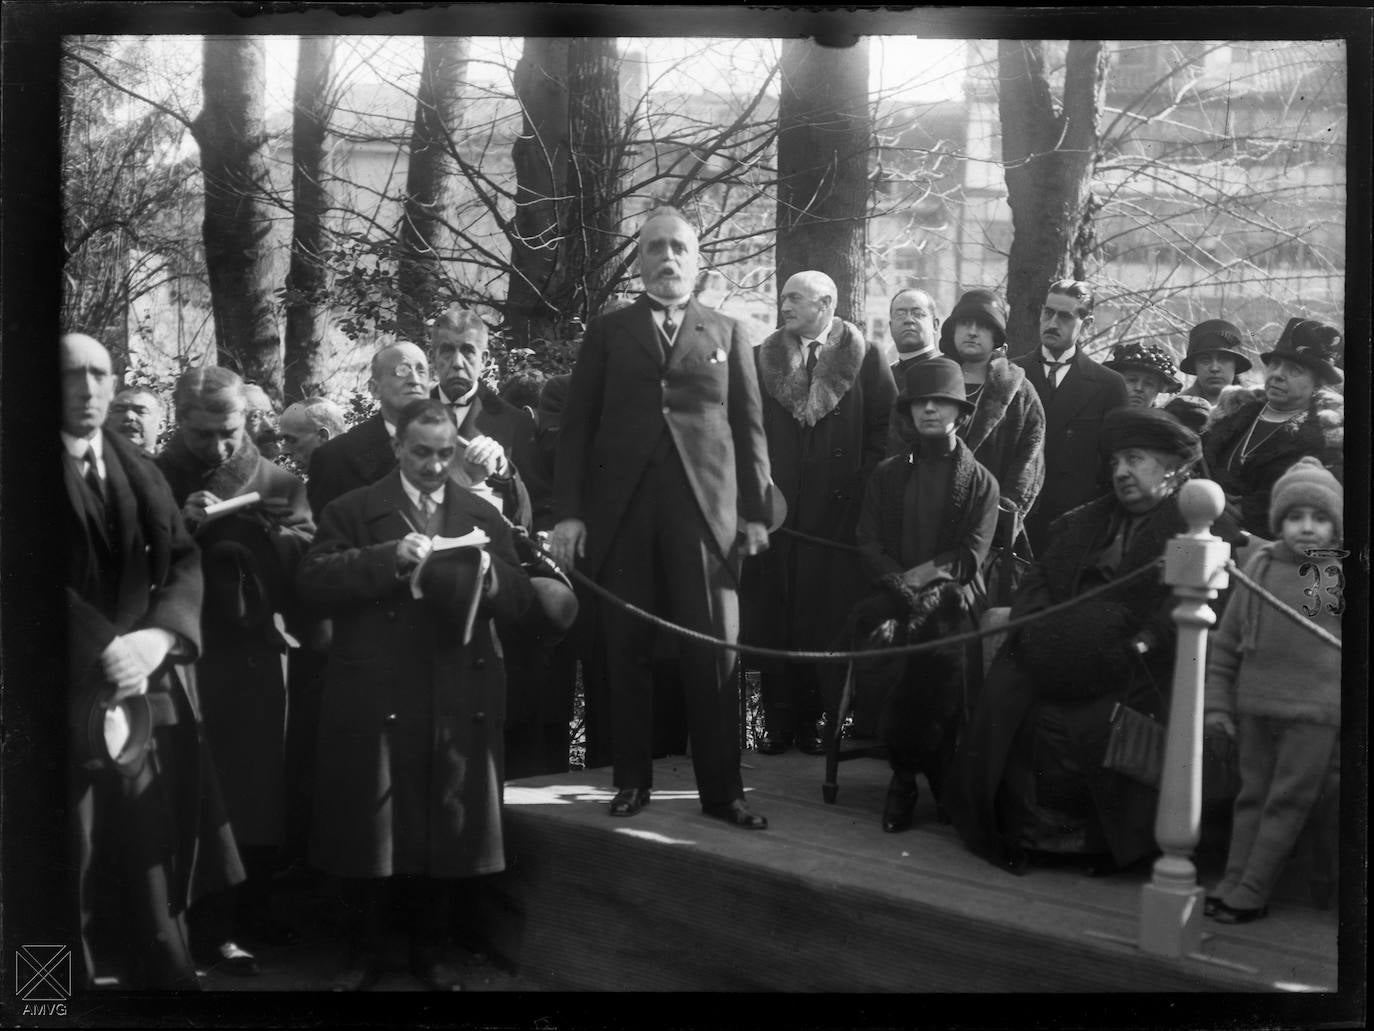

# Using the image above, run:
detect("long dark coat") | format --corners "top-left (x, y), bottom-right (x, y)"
top-left (157, 436), bottom-right (314, 847)
top-left (553, 294), bottom-right (771, 578)
top-left (66, 429), bottom-right (245, 980)
top-left (307, 413), bottom-right (395, 521)
top-left (1201, 385), bottom-right (1344, 539)
top-left (1015, 349), bottom-right (1128, 551)
top-left (297, 469), bottom-right (534, 879)
top-left (960, 351), bottom-right (1046, 519)
top-left (946, 491), bottom-right (1242, 869)
top-left (744, 317), bottom-right (897, 651)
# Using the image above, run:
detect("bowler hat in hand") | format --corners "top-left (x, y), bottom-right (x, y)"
top-left (415, 546), bottom-right (489, 633)
top-left (72, 671), bottom-right (155, 778)
top-left (1261, 318), bottom-right (1343, 385)
top-left (896, 357), bottom-right (974, 412)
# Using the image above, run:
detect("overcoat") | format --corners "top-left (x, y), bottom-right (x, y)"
top-left (1015, 349), bottom-right (1127, 550)
top-left (745, 317), bottom-right (896, 649)
top-left (946, 490), bottom-right (1241, 869)
top-left (307, 412), bottom-right (395, 521)
top-left (157, 435), bottom-right (314, 846)
top-left (1201, 385), bottom-right (1344, 539)
top-left (553, 294), bottom-right (771, 577)
top-left (432, 383), bottom-right (538, 530)
top-left (950, 492), bottom-right (1242, 874)
top-left (960, 351), bottom-right (1046, 519)
top-left (297, 469), bottom-right (534, 879)
top-left (66, 428), bottom-right (245, 980)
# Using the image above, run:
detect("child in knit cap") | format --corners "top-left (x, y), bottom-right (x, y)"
top-left (1203, 456), bottom-right (1343, 922)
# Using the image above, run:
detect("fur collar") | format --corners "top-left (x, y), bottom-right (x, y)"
top-left (757, 317), bottom-right (865, 427)
top-left (962, 350), bottom-right (1024, 452)
top-left (1207, 384), bottom-right (1344, 450)
top-left (157, 431), bottom-right (264, 504)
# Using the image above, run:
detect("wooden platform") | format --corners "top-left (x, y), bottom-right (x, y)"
top-left (487, 750), bottom-right (1340, 993)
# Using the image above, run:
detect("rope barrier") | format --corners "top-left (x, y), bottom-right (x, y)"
top-left (774, 526), bottom-right (862, 553)
top-left (529, 535), bottom-right (1164, 662)
top-left (1225, 559), bottom-right (1343, 651)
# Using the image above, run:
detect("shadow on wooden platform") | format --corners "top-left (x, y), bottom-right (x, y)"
top-left (488, 750), bottom-right (1340, 993)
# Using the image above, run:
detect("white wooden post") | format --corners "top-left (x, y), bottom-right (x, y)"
top-left (1139, 479), bottom-right (1231, 957)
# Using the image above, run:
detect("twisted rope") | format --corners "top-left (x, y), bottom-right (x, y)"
top-left (1225, 559), bottom-right (1343, 651)
top-left (530, 535), bottom-right (1163, 662)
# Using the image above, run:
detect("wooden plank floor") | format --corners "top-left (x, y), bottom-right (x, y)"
top-left (491, 750), bottom-right (1340, 993)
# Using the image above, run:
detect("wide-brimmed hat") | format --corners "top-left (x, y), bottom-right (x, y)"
top-left (1100, 406), bottom-right (1201, 465)
top-left (1261, 318), bottom-right (1344, 385)
top-left (938, 289), bottom-right (1007, 356)
top-left (72, 676), bottom-right (155, 778)
top-left (896, 357), bottom-right (974, 412)
top-left (1180, 319), bottom-right (1251, 375)
top-left (1103, 342), bottom-right (1183, 393)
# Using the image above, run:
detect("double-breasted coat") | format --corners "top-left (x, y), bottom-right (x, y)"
top-left (297, 470), bottom-right (534, 879)
top-left (745, 317), bottom-right (896, 650)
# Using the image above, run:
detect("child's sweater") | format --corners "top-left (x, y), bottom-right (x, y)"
top-left (1204, 541), bottom-right (1342, 727)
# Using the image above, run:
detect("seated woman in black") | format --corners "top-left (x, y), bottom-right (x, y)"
top-left (946, 407), bottom-right (1242, 875)
top-left (851, 357), bottom-right (999, 833)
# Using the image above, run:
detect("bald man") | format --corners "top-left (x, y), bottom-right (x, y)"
top-left (745, 271), bottom-right (897, 754)
top-left (62, 333), bottom-right (243, 989)
top-left (278, 397), bottom-right (345, 473)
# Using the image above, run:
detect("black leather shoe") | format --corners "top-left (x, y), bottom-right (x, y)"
top-left (194, 940), bottom-right (260, 977)
top-left (881, 776), bottom-right (919, 833)
top-left (331, 951), bottom-right (383, 992)
top-left (702, 799), bottom-right (768, 830)
top-left (1209, 901), bottom-right (1269, 925)
top-left (755, 729), bottom-right (792, 755)
top-left (609, 787), bottom-right (650, 817)
top-left (1203, 895), bottom-right (1223, 918)
top-left (796, 720), bottom-right (826, 756)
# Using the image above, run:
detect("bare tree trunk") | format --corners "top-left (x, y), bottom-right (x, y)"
top-left (999, 40), bottom-right (1108, 356)
top-left (193, 36), bottom-right (281, 391)
top-left (397, 36), bottom-right (470, 342)
top-left (508, 38), bottom-right (571, 351)
top-left (507, 38), bottom-right (623, 353)
top-left (775, 38), bottom-right (871, 326)
top-left (283, 36), bottom-right (335, 403)
top-left (567, 38), bottom-right (623, 321)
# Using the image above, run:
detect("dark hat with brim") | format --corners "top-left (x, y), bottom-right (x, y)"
top-left (1261, 317), bottom-right (1343, 385)
top-left (896, 356), bottom-right (975, 413)
top-left (1100, 406), bottom-right (1201, 465)
top-left (73, 676), bottom-right (154, 778)
top-left (1180, 319), bottom-right (1252, 375)
top-left (1103, 342), bottom-right (1183, 393)
top-left (939, 288), bottom-right (1007, 357)
top-left (512, 532), bottom-right (581, 638)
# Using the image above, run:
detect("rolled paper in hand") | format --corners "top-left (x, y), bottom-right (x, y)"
top-left (203, 491), bottom-right (262, 521)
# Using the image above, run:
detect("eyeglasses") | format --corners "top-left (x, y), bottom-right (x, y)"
top-left (388, 361), bottom-right (429, 379)
top-left (891, 308), bottom-right (931, 321)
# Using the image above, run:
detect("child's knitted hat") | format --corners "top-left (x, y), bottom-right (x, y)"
top-left (1269, 456), bottom-right (1343, 540)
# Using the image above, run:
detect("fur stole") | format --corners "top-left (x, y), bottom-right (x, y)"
top-left (757, 317), bottom-right (866, 427)
top-left (157, 431), bottom-right (264, 505)
top-left (962, 349), bottom-right (1024, 453)
top-left (1207, 384), bottom-right (1344, 451)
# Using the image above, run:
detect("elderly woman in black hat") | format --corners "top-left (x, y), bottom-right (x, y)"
top-left (946, 407), bottom-right (1243, 877)
top-left (845, 357), bottom-right (1000, 833)
top-left (938, 288), bottom-right (1046, 545)
top-left (1103, 341), bottom-right (1183, 410)
top-left (1201, 317), bottom-right (1344, 539)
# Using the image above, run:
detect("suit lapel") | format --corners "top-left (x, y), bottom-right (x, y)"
top-left (354, 414), bottom-right (397, 485)
top-left (666, 298), bottom-right (710, 372)
top-left (362, 468), bottom-right (418, 542)
top-left (439, 483), bottom-right (478, 538)
top-left (459, 395), bottom-right (485, 440)
top-left (630, 295), bottom-right (669, 368)
top-left (1047, 353), bottom-right (1095, 426)
top-left (101, 435), bottom-right (155, 624)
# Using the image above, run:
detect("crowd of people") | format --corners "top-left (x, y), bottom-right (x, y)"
top-left (63, 205), bottom-right (1345, 993)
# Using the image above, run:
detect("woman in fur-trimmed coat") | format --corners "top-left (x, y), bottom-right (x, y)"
top-left (741, 313), bottom-right (897, 742)
top-left (1202, 376), bottom-right (1343, 542)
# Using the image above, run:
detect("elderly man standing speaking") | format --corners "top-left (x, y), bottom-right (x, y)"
top-left (550, 206), bottom-right (773, 829)
top-left (746, 270), bottom-right (896, 755)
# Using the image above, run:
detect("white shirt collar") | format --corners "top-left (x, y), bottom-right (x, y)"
top-left (438, 385), bottom-right (478, 408)
top-left (62, 428), bottom-right (102, 461)
top-left (1040, 345), bottom-right (1077, 365)
top-left (399, 474), bottom-right (446, 513)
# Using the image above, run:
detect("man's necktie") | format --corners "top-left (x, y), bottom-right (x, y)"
top-left (649, 298), bottom-right (683, 348)
top-left (805, 341), bottom-right (820, 382)
top-left (1043, 360), bottom-right (1069, 397)
top-left (419, 493), bottom-right (441, 535)
top-left (83, 446), bottom-right (105, 503)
